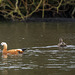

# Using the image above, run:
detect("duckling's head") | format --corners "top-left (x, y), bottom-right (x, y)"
top-left (1, 42), bottom-right (7, 46)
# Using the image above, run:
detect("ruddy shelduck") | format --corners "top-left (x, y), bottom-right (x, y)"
top-left (0, 42), bottom-right (26, 57)
top-left (58, 38), bottom-right (67, 47)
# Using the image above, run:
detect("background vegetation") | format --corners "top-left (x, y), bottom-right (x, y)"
top-left (0, 0), bottom-right (75, 20)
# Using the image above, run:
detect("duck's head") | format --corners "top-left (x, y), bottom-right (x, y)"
top-left (0, 42), bottom-right (7, 46)
top-left (59, 38), bottom-right (63, 42)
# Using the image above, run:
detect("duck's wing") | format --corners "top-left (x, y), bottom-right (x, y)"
top-left (7, 49), bottom-right (24, 54)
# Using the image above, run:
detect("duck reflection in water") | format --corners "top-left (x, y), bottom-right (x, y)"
top-left (0, 42), bottom-right (26, 58)
top-left (58, 38), bottom-right (67, 48)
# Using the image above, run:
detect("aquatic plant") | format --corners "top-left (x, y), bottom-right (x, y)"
top-left (0, 0), bottom-right (75, 20)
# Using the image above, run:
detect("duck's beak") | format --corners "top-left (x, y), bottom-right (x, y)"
top-left (0, 44), bottom-right (2, 50)
top-left (0, 44), bottom-right (1, 46)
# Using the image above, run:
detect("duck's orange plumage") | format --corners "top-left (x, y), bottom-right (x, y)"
top-left (0, 42), bottom-right (26, 56)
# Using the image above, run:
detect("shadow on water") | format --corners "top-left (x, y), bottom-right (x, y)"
top-left (0, 22), bottom-right (75, 75)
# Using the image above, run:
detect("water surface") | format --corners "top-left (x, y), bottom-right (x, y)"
top-left (0, 22), bottom-right (75, 75)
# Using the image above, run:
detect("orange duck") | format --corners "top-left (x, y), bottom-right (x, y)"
top-left (0, 42), bottom-right (26, 58)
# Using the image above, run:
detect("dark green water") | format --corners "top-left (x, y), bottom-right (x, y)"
top-left (0, 22), bottom-right (75, 75)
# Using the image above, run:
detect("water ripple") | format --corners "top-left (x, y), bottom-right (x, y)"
top-left (0, 45), bottom-right (75, 71)
top-left (32, 45), bottom-right (75, 49)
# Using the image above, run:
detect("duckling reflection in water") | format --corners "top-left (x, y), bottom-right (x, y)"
top-left (58, 38), bottom-right (67, 47)
top-left (0, 42), bottom-right (26, 58)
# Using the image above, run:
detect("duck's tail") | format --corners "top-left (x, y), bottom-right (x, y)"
top-left (22, 48), bottom-right (26, 52)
